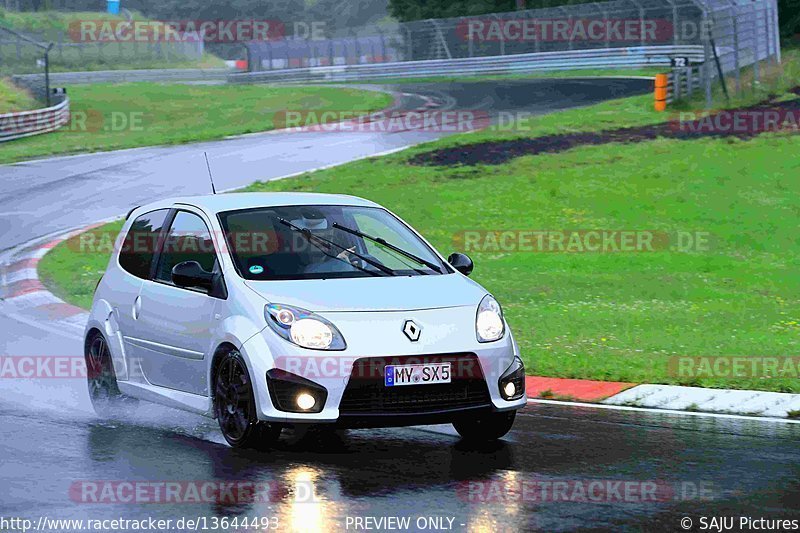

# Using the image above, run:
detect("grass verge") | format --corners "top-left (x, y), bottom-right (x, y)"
top-left (39, 54), bottom-right (800, 393)
top-left (0, 77), bottom-right (36, 113)
top-left (0, 83), bottom-right (392, 164)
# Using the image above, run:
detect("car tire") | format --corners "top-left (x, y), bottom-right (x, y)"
top-left (453, 411), bottom-right (516, 442)
top-left (85, 331), bottom-right (133, 417)
top-left (214, 349), bottom-right (281, 449)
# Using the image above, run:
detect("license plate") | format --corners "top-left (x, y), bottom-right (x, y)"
top-left (385, 363), bottom-right (451, 387)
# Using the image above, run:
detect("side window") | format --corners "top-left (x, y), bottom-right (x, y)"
top-left (119, 209), bottom-right (170, 280)
top-left (156, 211), bottom-right (218, 284)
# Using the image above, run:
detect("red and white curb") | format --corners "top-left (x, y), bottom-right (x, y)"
top-left (601, 384), bottom-right (800, 419)
top-left (0, 224), bottom-right (106, 335)
top-left (525, 378), bottom-right (800, 420)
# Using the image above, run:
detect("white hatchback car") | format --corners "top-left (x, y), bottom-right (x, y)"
top-left (85, 193), bottom-right (526, 448)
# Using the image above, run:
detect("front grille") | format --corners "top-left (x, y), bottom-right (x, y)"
top-left (339, 354), bottom-right (491, 415)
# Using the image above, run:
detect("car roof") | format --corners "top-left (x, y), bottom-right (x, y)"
top-left (131, 192), bottom-right (381, 218)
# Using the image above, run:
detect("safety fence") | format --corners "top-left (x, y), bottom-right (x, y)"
top-left (653, 0), bottom-right (780, 109)
top-left (242, 0), bottom-right (780, 109)
top-left (246, 0), bottom-right (712, 70)
top-left (698, 0), bottom-right (780, 97)
top-left (232, 45), bottom-right (703, 85)
top-left (0, 91), bottom-right (70, 142)
top-left (0, 20), bottom-right (205, 77)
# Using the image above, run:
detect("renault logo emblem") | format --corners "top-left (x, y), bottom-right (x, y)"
top-left (403, 320), bottom-right (422, 342)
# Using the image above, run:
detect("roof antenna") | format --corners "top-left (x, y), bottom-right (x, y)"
top-left (204, 152), bottom-right (217, 195)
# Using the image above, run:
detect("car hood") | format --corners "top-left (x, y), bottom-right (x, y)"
top-left (243, 274), bottom-right (488, 312)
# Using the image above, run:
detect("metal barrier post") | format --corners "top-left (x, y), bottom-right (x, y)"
top-left (629, 0), bottom-right (646, 48)
top-left (44, 44), bottom-right (52, 106)
top-left (556, 7), bottom-right (572, 50)
top-left (491, 15), bottom-right (505, 56)
top-left (403, 26), bottom-right (413, 61)
top-left (727, 0), bottom-right (741, 93)
top-left (771, 0), bottom-right (781, 63)
top-left (762, 2), bottom-right (772, 65)
top-left (464, 17), bottom-right (474, 58)
top-left (664, 0), bottom-right (679, 45)
top-left (751, 2), bottom-right (759, 86)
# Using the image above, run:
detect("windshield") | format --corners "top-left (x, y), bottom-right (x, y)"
top-left (218, 205), bottom-right (450, 280)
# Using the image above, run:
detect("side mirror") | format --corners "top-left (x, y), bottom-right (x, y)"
top-left (172, 261), bottom-right (214, 291)
top-left (447, 253), bottom-right (474, 276)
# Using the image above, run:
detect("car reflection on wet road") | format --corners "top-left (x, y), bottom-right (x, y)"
top-left (2, 399), bottom-right (798, 532)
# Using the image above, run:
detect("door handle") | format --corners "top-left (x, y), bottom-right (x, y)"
top-left (133, 296), bottom-right (142, 320)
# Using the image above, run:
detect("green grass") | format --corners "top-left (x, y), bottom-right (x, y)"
top-left (236, 116), bottom-right (800, 393)
top-left (0, 8), bottom-right (113, 34)
top-left (39, 221), bottom-right (124, 310)
top-left (0, 82), bottom-right (392, 164)
top-left (38, 52), bottom-right (800, 393)
top-left (0, 77), bottom-right (36, 112)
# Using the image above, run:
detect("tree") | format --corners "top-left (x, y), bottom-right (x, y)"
top-left (778, 0), bottom-right (800, 38)
top-left (388, 0), bottom-right (517, 22)
top-left (390, 0), bottom-right (799, 41)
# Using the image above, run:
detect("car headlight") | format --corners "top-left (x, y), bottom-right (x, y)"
top-left (265, 304), bottom-right (346, 351)
top-left (476, 295), bottom-right (505, 343)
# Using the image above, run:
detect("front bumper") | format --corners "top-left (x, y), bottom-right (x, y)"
top-left (240, 306), bottom-right (528, 425)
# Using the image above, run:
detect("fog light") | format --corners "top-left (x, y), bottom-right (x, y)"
top-left (499, 356), bottom-right (525, 401)
top-left (296, 393), bottom-right (316, 411)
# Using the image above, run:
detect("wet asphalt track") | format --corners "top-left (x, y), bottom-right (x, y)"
top-left (2, 401), bottom-right (799, 532)
top-left (3, 78), bottom-right (799, 532)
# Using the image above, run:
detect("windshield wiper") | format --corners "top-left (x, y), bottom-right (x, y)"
top-left (332, 223), bottom-right (443, 274)
top-left (277, 218), bottom-right (396, 277)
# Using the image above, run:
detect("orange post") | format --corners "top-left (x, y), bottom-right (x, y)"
top-left (654, 73), bottom-right (669, 112)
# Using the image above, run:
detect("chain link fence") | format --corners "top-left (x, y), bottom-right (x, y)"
top-left (247, 0), bottom-right (712, 69)
top-left (0, 25), bottom-right (204, 76)
top-left (245, 0), bottom-right (780, 106)
top-left (1, 9), bottom-right (207, 103)
top-left (0, 24), bottom-right (52, 101)
top-left (662, 0), bottom-right (780, 107)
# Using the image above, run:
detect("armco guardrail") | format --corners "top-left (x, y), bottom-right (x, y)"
top-left (0, 97), bottom-right (70, 142)
top-left (655, 67), bottom-right (704, 111)
top-left (668, 67), bottom-right (704, 103)
top-left (12, 68), bottom-right (230, 87)
top-left (655, 66), bottom-right (703, 111)
top-left (230, 46), bottom-right (705, 85)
